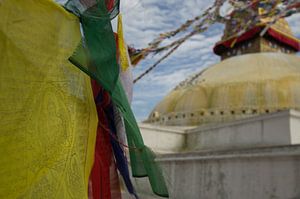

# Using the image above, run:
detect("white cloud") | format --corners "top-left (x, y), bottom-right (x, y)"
top-left (122, 1), bottom-right (221, 119)
top-left (287, 13), bottom-right (300, 36)
top-left (55, 0), bottom-right (300, 121)
top-left (121, 1), bottom-right (300, 121)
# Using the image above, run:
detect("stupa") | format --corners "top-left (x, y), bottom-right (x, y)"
top-left (146, 14), bottom-right (300, 126)
top-left (130, 4), bottom-right (300, 199)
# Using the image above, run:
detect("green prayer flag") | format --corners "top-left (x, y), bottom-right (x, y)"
top-left (65, 0), bottom-right (169, 197)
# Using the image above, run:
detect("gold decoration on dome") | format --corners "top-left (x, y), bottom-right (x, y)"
top-left (222, 0), bottom-right (292, 41)
top-left (146, 53), bottom-right (300, 126)
top-left (258, 0), bottom-right (280, 23)
top-left (216, 1), bottom-right (300, 60)
top-left (146, 0), bottom-right (300, 126)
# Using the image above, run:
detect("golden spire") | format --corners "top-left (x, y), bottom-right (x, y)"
top-left (215, 1), bottom-right (300, 60)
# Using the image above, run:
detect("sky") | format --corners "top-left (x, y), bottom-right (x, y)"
top-left (119, 0), bottom-right (223, 121)
top-left (119, 0), bottom-right (300, 121)
top-left (55, 0), bottom-right (300, 121)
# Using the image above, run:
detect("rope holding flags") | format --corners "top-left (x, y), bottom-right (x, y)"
top-left (130, 0), bottom-right (300, 83)
top-left (65, 0), bottom-right (169, 197)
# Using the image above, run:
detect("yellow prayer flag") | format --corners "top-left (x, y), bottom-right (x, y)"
top-left (117, 14), bottom-right (130, 71)
top-left (0, 0), bottom-right (97, 198)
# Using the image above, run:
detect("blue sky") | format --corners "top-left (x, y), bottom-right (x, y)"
top-left (120, 1), bottom-right (300, 121)
top-left (55, 0), bottom-right (300, 121)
